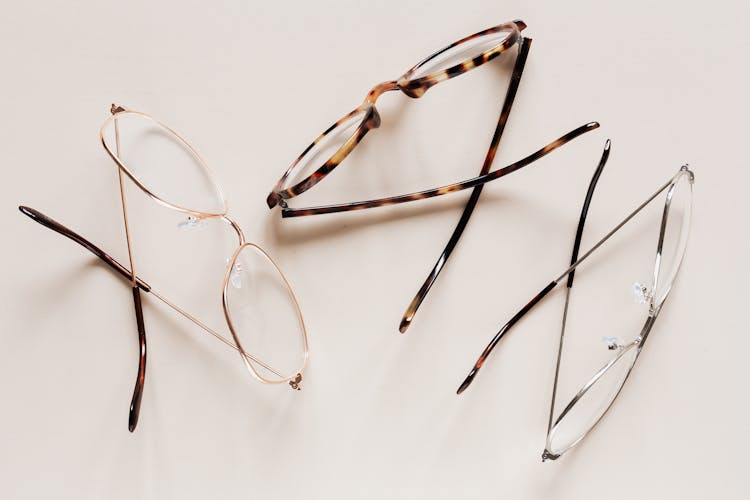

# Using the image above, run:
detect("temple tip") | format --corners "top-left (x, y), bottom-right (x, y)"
top-left (128, 412), bottom-right (138, 433)
top-left (398, 315), bottom-right (412, 334)
top-left (456, 372), bottom-right (475, 395)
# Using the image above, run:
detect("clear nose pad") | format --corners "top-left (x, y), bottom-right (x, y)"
top-left (602, 336), bottom-right (626, 350)
top-left (632, 282), bottom-right (650, 305)
top-left (177, 216), bottom-right (206, 230)
top-left (225, 257), bottom-right (243, 289)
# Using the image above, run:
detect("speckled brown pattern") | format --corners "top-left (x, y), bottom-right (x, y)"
top-left (280, 122), bottom-right (600, 217)
top-left (266, 20), bottom-right (526, 208)
top-left (266, 106), bottom-right (381, 208)
top-left (399, 35), bottom-right (532, 333)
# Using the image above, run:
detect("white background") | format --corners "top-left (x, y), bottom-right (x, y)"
top-left (1, 1), bottom-right (748, 498)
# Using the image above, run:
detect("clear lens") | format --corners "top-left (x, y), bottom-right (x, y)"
top-left (652, 171), bottom-right (693, 306)
top-left (548, 344), bottom-right (639, 455)
top-left (404, 30), bottom-right (513, 81)
top-left (223, 244), bottom-right (306, 382)
top-left (280, 109), bottom-right (368, 191)
top-left (101, 112), bottom-right (225, 215)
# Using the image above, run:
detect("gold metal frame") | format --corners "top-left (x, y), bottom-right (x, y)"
top-left (103, 103), bottom-right (309, 387)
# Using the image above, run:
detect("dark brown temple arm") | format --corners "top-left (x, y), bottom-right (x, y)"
top-left (456, 141), bottom-right (612, 395)
top-left (280, 121), bottom-right (600, 217)
top-left (20, 205), bottom-right (149, 432)
top-left (399, 35), bottom-right (532, 334)
top-left (19, 206), bottom-right (150, 291)
top-left (128, 286), bottom-right (147, 432)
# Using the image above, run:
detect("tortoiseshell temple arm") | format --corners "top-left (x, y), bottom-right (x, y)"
top-left (456, 142), bottom-right (612, 395)
top-left (19, 206), bottom-right (151, 431)
top-left (399, 36), bottom-right (532, 334)
top-left (18, 206), bottom-right (151, 291)
top-left (266, 106), bottom-right (382, 208)
top-left (281, 122), bottom-right (600, 217)
top-left (128, 286), bottom-right (147, 432)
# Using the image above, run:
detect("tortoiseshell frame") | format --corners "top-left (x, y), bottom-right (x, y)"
top-left (266, 20), bottom-right (600, 333)
top-left (453, 143), bottom-right (694, 460)
top-left (266, 21), bottom-right (526, 208)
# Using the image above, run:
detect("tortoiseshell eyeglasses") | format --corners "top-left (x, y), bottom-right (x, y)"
top-left (20, 105), bottom-right (309, 432)
top-left (266, 20), bottom-right (600, 332)
top-left (456, 141), bottom-right (694, 460)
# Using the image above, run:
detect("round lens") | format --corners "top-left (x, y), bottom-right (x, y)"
top-left (547, 344), bottom-right (639, 456)
top-left (652, 171), bottom-right (693, 306)
top-left (223, 244), bottom-right (307, 383)
top-left (403, 28), bottom-right (515, 82)
top-left (101, 111), bottom-right (226, 215)
top-left (279, 108), bottom-right (368, 192)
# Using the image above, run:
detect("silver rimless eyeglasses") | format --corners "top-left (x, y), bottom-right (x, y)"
top-left (456, 140), bottom-right (694, 460)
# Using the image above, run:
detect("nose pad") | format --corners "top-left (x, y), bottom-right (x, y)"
top-left (632, 282), bottom-right (650, 304)
top-left (225, 257), bottom-right (243, 289)
top-left (177, 216), bottom-right (205, 230)
top-left (602, 336), bottom-right (626, 350)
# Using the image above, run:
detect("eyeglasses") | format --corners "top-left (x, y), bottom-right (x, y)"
top-left (266, 20), bottom-right (600, 333)
top-left (19, 104), bottom-right (309, 432)
top-left (455, 140), bottom-right (694, 460)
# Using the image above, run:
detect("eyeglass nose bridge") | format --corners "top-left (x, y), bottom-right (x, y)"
top-left (222, 215), bottom-right (246, 246)
top-left (364, 80), bottom-right (399, 104)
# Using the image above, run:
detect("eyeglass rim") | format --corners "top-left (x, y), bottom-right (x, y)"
top-left (266, 20), bottom-right (526, 208)
top-left (544, 337), bottom-right (643, 459)
top-left (266, 104), bottom-right (380, 208)
top-left (396, 20), bottom-right (523, 98)
top-left (100, 108), bottom-right (229, 219)
top-left (543, 168), bottom-right (694, 460)
top-left (222, 241), bottom-right (310, 385)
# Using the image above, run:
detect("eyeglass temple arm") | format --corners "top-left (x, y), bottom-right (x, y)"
top-left (566, 139), bottom-right (610, 288)
top-left (546, 140), bottom-right (610, 436)
top-left (19, 206), bottom-right (150, 291)
top-left (19, 205), bottom-right (149, 432)
top-left (456, 141), bottom-right (611, 395)
top-left (281, 121), bottom-right (600, 218)
top-left (128, 286), bottom-right (147, 432)
top-left (398, 36), bottom-right (532, 334)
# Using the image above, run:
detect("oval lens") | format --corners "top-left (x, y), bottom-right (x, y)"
top-left (101, 111), bottom-right (226, 215)
top-left (403, 28), bottom-right (515, 82)
top-left (652, 171), bottom-right (693, 306)
top-left (223, 244), bottom-right (307, 383)
top-left (279, 108), bottom-right (368, 191)
top-left (548, 345), bottom-right (639, 456)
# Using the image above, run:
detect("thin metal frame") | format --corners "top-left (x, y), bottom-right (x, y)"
top-left (20, 105), bottom-right (309, 433)
top-left (454, 140), bottom-right (694, 460)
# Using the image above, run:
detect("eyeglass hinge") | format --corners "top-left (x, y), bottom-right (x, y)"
top-left (110, 103), bottom-right (126, 115)
top-left (289, 373), bottom-right (302, 390)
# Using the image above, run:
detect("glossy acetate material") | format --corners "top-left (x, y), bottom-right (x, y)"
top-left (404, 30), bottom-right (513, 81)
top-left (101, 112), bottom-right (225, 215)
top-left (652, 173), bottom-right (692, 307)
top-left (224, 244), bottom-right (306, 382)
top-left (280, 109), bottom-right (368, 191)
top-left (548, 344), bottom-right (639, 455)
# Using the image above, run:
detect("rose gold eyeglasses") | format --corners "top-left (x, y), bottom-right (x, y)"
top-left (19, 104), bottom-right (309, 432)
